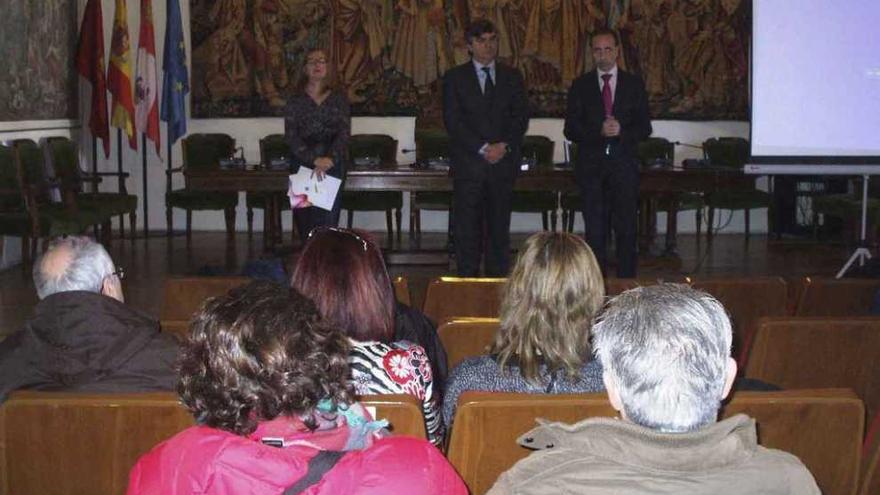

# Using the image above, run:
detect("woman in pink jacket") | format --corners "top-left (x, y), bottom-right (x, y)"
top-left (127, 280), bottom-right (466, 495)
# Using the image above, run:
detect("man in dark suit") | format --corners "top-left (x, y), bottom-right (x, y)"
top-left (564, 28), bottom-right (652, 278)
top-left (443, 20), bottom-right (529, 277)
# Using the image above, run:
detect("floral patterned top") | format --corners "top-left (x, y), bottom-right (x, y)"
top-left (348, 339), bottom-right (443, 445)
top-left (283, 91), bottom-right (350, 179)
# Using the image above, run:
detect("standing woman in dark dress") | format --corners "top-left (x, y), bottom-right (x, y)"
top-left (285, 48), bottom-right (351, 241)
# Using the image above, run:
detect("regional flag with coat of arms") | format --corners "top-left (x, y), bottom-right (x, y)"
top-left (108, 0), bottom-right (137, 150)
top-left (75, 0), bottom-right (110, 157)
top-left (135, 0), bottom-right (161, 156)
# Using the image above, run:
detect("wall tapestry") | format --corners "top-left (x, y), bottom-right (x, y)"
top-left (190, 0), bottom-right (750, 124)
top-left (0, 1), bottom-right (78, 121)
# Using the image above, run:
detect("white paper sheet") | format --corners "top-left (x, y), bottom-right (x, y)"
top-left (287, 166), bottom-right (341, 211)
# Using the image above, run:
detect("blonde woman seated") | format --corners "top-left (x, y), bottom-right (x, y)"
top-left (441, 232), bottom-right (606, 426)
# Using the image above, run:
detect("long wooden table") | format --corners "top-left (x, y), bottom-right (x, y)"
top-left (186, 165), bottom-right (755, 260)
top-left (187, 164), bottom-right (752, 193)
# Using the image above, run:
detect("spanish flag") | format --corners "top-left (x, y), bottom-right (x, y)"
top-left (108, 0), bottom-right (137, 150)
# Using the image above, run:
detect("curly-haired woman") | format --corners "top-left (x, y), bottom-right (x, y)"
top-left (441, 232), bottom-right (607, 426)
top-left (127, 280), bottom-right (465, 494)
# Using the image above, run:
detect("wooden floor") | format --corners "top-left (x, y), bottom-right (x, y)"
top-left (0, 230), bottom-right (855, 338)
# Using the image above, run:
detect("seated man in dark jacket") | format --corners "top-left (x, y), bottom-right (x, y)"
top-left (0, 236), bottom-right (178, 402)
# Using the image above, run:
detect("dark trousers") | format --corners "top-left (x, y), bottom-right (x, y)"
top-left (293, 192), bottom-right (342, 244)
top-left (578, 158), bottom-right (640, 278)
top-left (453, 175), bottom-right (514, 277)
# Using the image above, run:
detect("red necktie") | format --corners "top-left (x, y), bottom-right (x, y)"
top-left (601, 73), bottom-right (613, 117)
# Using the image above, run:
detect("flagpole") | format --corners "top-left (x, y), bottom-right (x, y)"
top-left (166, 132), bottom-right (172, 237)
top-left (91, 137), bottom-right (98, 193)
top-left (116, 128), bottom-right (125, 239)
top-left (141, 132), bottom-right (149, 238)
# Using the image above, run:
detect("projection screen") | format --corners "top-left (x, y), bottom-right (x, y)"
top-left (750, 0), bottom-right (880, 164)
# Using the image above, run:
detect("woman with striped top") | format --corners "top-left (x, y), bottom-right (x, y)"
top-left (292, 227), bottom-right (444, 445)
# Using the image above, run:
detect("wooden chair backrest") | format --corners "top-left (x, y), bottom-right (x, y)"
top-left (603, 277), bottom-right (682, 296)
top-left (438, 318), bottom-right (500, 370)
top-left (0, 391), bottom-right (193, 495)
top-left (359, 394), bottom-right (427, 440)
top-left (0, 391), bottom-right (426, 495)
top-left (447, 389), bottom-right (863, 495)
top-left (422, 277), bottom-right (505, 324)
top-left (161, 276), bottom-right (251, 322)
top-left (861, 412), bottom-right (880, 495)
top-left (159, 319), bottom-right (190, 340)
top-left (745, 316), bottom-right (880, 421)
top-left (687, 276), bottom-right (789, 365)
top-left (392, 275), bottom-right (411, 307)
top-left (447, 392), bottom-right (616, 495)
top-left (720, 389), bottom-right (864, 495)
top-left (795, 277), bottom-right (880, 316)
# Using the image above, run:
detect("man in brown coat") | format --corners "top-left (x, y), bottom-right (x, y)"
top-left (488, 284), bottom-right (819, 495)
top-left (0, 236), bottom-right (178, 403)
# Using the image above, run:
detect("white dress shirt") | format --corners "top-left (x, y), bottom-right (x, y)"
top-left (473, 59), bottom-right (497, 94)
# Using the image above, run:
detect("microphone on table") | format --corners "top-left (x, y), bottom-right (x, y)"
top-left (673, 142), bottom-right (711, 169)
top-left (673, 141), bottom-right (705, 150)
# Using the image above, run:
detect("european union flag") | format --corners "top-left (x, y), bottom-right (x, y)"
top-left (160, 0), bottom-right (188, 145)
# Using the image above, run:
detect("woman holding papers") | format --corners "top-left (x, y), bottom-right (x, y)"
top-left (284, 48), bottom-right (351, 242)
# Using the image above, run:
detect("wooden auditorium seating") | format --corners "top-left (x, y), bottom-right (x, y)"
top-left (359, 394), bottom-right (427, 440)
top-left (422, 277), bottom-right (505, 324)
top-left (794, 276), bottom-right (880, 316)
top-left (0, 392), bottom-right (426, 495)
top-left (603, 277), bottom-right (688, 296)
top-left (392, 275), bottom-right (411, 307)
top-left (745, 316), bottom-right (880, 421)
top-left (720, 389), bottom-right (864, 495)
top-left (860, 412), bottom-right (880, 495)
top-left (686, 276), bottom-right (789, 366)
top-left (159, 319), bottom-right (190, 340)
top-left (0, 391), bottom-right (194, 495)
top-left (160, 276), bottom-right (251, 322)
top-left (437, 318), bottom-right (500, 370)
top-left (447, 389), bottom-right (863, 495)
top-left (447, 391), bottom-right (616, 495)
top-left (161, 275), bottom-right (412, 323)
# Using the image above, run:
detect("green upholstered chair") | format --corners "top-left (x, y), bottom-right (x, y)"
top-left (703, 137), bottom-right (772, 241)
top-left (512, 135), bottom-right (558, 231)
top-left (167, 133), bottom-right (239, 243)
top-left (0, 143), bottom-right (36, 265)
top-left (341, 134), bottom-right (402, 244)
top-left (12, 140), bottom-right (107, 259)
top-left (412, 129), bottom-right (453, 238)
top-left (812, 178), bottom-right (880, 243)
top-left (246, 134), bottom-right (292, 243)
top-left (638, 137), bottom-right (705, 241)
top-left (44, 137), bottom-right (138, 239)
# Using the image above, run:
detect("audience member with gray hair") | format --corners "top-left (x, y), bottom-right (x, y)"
top-left (0, 236), bottom-right (178, 402)
top-left (488, 284), bottom-right (819, 495)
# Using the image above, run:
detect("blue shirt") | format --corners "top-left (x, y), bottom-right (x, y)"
top-left (472, 59), bottom-right (496, 94)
